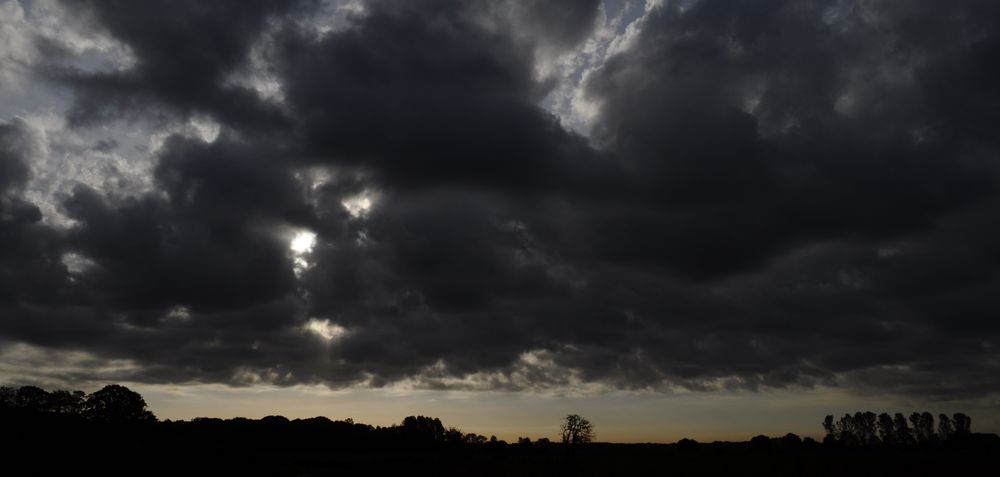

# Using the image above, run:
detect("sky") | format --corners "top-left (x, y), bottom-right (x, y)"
top-left (1, 0), bottom-right (1000, 442)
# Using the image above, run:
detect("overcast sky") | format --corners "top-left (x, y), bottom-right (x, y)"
top-left (2, 0), bottom-right (1000, 441)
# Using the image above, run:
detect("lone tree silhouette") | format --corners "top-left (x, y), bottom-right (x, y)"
top-left (561, 414), bottom-right (594, 446)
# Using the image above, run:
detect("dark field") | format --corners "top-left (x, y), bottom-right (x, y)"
top-left (6, 416), bottom-right (997, 476)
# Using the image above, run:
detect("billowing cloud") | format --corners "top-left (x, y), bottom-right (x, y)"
top-left (53, 0), bottom-right (305, 131)
top-left (0, 0), bottom-right (998, 402)
top-left (0, 119), bottom-right (69, 305)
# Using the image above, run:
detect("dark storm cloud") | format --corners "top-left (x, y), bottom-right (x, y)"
top-left (585, 0), bottom-right (998, 277)
top-left (0, 122), bottom-right (31, 192)
top-left (512, 0), bottom-right (603, 49)
top-left (1, 131), bottom-right (324, 385)
top-left (53, 0), bottom-right (307, 131)
top-left (4, 0), bottom-right (1000, 398)
top-left (276, 0), bottom-right (611, 193)
top-left (61, 135), bottom-right (310, 312)
top-left (549, 0), bottom-right (1000, 394)
top-left (0, 120), bottom-right (69, 305)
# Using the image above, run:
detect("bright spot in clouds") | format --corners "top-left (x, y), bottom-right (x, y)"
top-left (342, 194), bottom-right (373, 217)
top-left (290, 230), bottom-right (317, 275)
top-left (290, 230), bottom-right (316, 255)
top-left (304, 318), bottom-right (347, 342)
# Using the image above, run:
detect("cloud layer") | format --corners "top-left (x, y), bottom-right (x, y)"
top-left (1, 0), bottom-right (999, 399)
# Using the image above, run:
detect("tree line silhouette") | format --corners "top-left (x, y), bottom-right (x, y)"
top-left (2, 384), bottom-right (991, 450)
top-left (822, 411), bottom-right (973, 447)
top-left (4, 384), bottom-right (999, 476)
top-left (1, 384), bottom-right (155, 422)
top-left (0, 384), bottom-right (534, 450)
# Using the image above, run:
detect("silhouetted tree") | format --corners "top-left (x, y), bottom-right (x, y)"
top-left (835, 413), bottom-right (859, 446)
top-left (561, 414), bottom-right (594, 447)
top-left (952, 413), bottom-right (971, 434)
top-left (854, 411), bottom-right (878, 445)
top-left (910, 412), bottom-right (935, 443)
top-left (82, 384), bottom-right (156, 423)
top-left (822, 415), bottom-right (837, 444)
top-left (485, 435), bottom-right (508, 447)
top-left (401, 415), bottom-right (445, 443)
top-left (464, 433), bottom-right (487, 445)
top-left (1, 386), bottom-right (85, 416)
top-left (893, 413), bottom-right (913, 445)
top-left (938, 414), bottom-right (954, 441)
top-left (749, 435), bottom-right (772, 452)
top-left (49, 390), bottom-right (85, 414)
top-left (260, 415), bottom-right (290, 428)
top-left (776, 433), bottom-right (802, 451)
top-left (877, 413), bottom-right (895, 445)
top-left (0, 386), bottom-right (14, 406)
top-left (675, 438), bottom-right (700, 453)
top-left (443, 426), bottom-right (465, 446)
top-left (13, 385), bottom-right (51, 412)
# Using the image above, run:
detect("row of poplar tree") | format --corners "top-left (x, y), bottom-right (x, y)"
top-left (823, 412), bottom-right (971, 446)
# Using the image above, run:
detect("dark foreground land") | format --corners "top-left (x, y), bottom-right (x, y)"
top-left (5, 415), bottom-right (999, 476)
top-left (3, 385), bottom-right (998, 476)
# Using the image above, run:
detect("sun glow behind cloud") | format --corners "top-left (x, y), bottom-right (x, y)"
top-left (289, 230), bottom-right (317, 275)
top-left (290, 230), bottom-right (317, 255)
top-left (304, 318), bottom-right (347, 342)
top-left (341, 193), bottom-right (373, 217)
